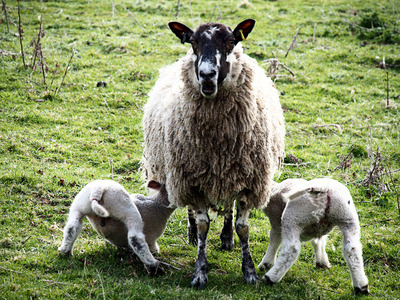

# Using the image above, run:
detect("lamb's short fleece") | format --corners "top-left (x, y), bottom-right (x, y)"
top-left (258, 178), bottom-right (369, 295)
top-left (58, 180), bottom-right (173, 275)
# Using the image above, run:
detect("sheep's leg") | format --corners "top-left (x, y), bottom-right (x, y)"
top-left (220, 201), bottom-right (234, 250)
top-left (311, 235), bottom-right (331, 269)
top-left (191, 207), bottom-right (209, 289)
top-left (58, 210), bottom-right (84, 255)
top-left (187, 206), bottom-right (198, 246)
top-left (340, 224), bottom-right (369, 295)
top-left (262, 228), bottom-right (302, 284)
top-left (125, 208), bottom-right (164, 276)
top-left (258, 226), bottom-right (282, 270)
top-left (236, 200), bottom-right (258, 284)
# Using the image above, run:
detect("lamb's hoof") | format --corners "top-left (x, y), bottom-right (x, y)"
top-left (191, 271), bottom-right (208, 289)
top-left (145, 262), bottom-right (165, 276)
top-left (316, 262), bottom-right (331, 269)
top-left (262, 275), bottom-right (275, 286)
top-left (58, 248), bottom-right (71, 256)
top-left (354, 285), bottom-right (370, 295)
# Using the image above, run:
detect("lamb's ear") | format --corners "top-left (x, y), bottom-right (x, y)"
top-left (233, 19), bottom-right (256, 44)
top-left (168, 22), bottom-right (194, 44)
top-left (147, 180), bottom-right (162, 191)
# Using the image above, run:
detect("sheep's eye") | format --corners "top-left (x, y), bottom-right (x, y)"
top-left (191, 41), bottom-right (198, 52)
top-left (227, 40), bottom-right (235, 50)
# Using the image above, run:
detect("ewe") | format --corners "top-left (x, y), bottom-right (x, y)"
top-left (258, 178), bottom-right (369, 295)
top-left (143, 19), bottom-right (285, 288)
top-left (58, 180), bottom-right (173, 275)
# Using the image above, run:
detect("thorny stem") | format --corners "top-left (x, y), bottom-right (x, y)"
top-left (17, 0), bottom-right (26, 68)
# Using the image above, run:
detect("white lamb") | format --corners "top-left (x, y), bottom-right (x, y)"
top-left (258, 178), bottom-right (369, 295)
top-left (143, 19), bottom-right (285, 288)
top-left (58, 180), bottom-right (174, 275)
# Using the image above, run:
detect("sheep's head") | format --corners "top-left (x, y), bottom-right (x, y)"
top-left (168, 19), bottom-right (255, 98)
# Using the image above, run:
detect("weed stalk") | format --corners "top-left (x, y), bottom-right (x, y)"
top-left (17, 0), bottom-right (26, 68)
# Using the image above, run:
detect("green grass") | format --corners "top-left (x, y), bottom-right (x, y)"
top-left (1, 0), bottom-right (399, 299)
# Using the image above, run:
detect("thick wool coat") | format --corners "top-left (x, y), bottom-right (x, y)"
top-left (143, 45), bottom-right (285, 209)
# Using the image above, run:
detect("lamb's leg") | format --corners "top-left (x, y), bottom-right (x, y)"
top-left (187, 206), bottom-right (197, 246)
top-left (191, 207), bottom-right (209, 289)
top-left (236, 200), bottom-right (258, 284)
top-left (311, 235), bottom-right (331, 269)
top-left (340, 224), bottom-right (369, 295)
top-left (58, 210), bottom-right (84, 255)
top-left (258, 226), bottom-right (282, 270)
top-left (125, 208), bottom-right (164, 276)
top-left (220, 201), bottom-right (234, 250)
top-left (262, 227), bottom-right (301, 284)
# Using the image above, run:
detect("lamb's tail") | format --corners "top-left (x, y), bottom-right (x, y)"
top-left (90, 187), bottom-right (110, 218)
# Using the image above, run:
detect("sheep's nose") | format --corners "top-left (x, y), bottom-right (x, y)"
top-left (199, 69), bottom-right (217, 80)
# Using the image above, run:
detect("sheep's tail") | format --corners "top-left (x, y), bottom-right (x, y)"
top-left (90, 187), bottom-right (110, 218)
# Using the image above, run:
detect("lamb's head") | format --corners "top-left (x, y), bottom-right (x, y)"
top-left (168, 19), bottom-right (255, 98)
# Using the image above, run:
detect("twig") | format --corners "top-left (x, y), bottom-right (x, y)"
top-left (17, 0), bottom-right (26, 68)
top-left (314, 124), bottom-right (342, 134)
top-left (178, 235), bottom-right (190, 246)
top-left (175, 0), bottom-right (180, 18)
top-left (50, 62), bottom-right (59, 89)
top-left (125, 9), bottom-right (146, 33)
top-left (0, 49), bottom-right (19, 56)
top-left (159, 260), bottom-right (182, 271)
top-left (42, 279), bottom-right (72, 286)
top-left (55, 49), bottom-right (75, 96)
top-left (342, 19), bottom-right (374, 32)
top-left (385, 161), bottom-right (400, 215)
top-left (285, 25), bottom-right (303, 58)
top-left (313, 23), bottom-right (316, 43)
top-left (361, 219), bottom-right (392, 227)
top-left (0, 266), bottom-right (24, 274)
top-left (109, 158), bottom-right (114, 180)
top-left (21, 235), bottom-right (31, 245)
top-left (1, 0), bottom-right (9, 32)
top-left (112, 3), bottom-right (115, 18)
top-left (315, 283), bottom-right (342, 294)
top-left (96, 269), bottom-right (106, 300)
top-left (282, 162), bottom-right (312, 167)
top-left (209, 5), bottom-right (218, 22)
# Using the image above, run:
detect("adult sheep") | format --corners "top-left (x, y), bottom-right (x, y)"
top-left (142, 19), bottom-right (285, 288)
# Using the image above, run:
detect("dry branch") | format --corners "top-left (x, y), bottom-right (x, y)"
top-left (285, 25), bottom-right (303, 58)
top-left (1, 0), bottom-right (9, 32)
top-left (55, 49), bottom-right (75, 96)
top-left (17, 0), bottom-right (26, 68)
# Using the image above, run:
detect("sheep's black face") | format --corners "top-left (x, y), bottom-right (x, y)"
top-left (169, 19), bottom-right (255, 99)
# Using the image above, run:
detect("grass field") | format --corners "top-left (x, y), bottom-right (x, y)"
top-left (1, 0), bottom-right (399, 299)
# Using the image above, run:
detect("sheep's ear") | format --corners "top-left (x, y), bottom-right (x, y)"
top-left (147, 180), bottom-right (162, 190)
top-left (233, 19), bottom-right (256, 44)
top-left (168, 22), bottom-right (194, 44)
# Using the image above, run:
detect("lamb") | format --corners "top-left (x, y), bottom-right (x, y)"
top-left (142, 19), bottom-right (285, 288)
top-left (58, 179), bottom-right (174, 275)
top-left (258, 178), bottom-right (369, 295)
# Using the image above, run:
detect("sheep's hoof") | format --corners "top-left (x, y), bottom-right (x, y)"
top-left (220, 239), bottom-right (234, 251)
top-left (262, 275), bottom-right (275, 286)
top-left (243, 269), bottom-right (259, 284)
top-left (145, 262), bottom-right (165, 276)
top-left (354, 285), bottom-right (370, 295)
top-left (188, 227), bottom-right (198, 246)
top-left (315, 262), bottom-right (331, 269)
top-left (191, 271), bottom-right (208, 289)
